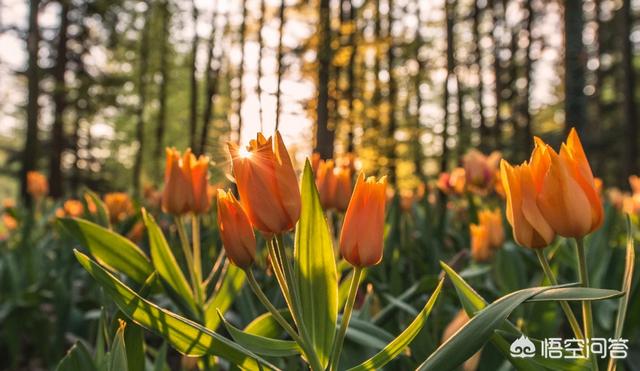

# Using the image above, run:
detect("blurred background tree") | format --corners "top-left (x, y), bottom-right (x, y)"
top-left (0, 0), bottom-right (638, 201)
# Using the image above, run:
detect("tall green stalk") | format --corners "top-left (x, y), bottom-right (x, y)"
top-left (245, 268), bottom-right (323, 370)
top-left (575, 237), bottom-right (597, 370)
top-left (535, 249), bottom-right (584, 340)
top-left (329, 266), bottom-right (363, 371)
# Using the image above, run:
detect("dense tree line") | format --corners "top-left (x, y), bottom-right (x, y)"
top-left (2, 0), bottom-right (639, 202)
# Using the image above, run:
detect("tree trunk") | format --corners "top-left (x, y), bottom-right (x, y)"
top-left (21, 0), bottom-right (40, 204)
top-left (441, 0), bottom-right (454, 173)
top-left (491, 0), bottom-right (502, 149)
top-left (48, 0), bottom-right (70, 199)
top-left (256, 0), bottom-right (265, 131)
top-left (386, 0), bottom-right (397, 184)
top-left (473, 0), bottom-right (488, 150)
top-left (314, 0), bottom-right (334, 159)
top-left (621, 0), bottom-right (638, 175)
top-left (200, 0), bottom-right (220, 155)
top-left (189, 0), bottom-right (199, 149)
top-left (275, 0), bottom-right (285, 130)
top-left (132, 3), bottom-right (150, 194)
top-left (346, 0), bottom-right (357, 153)
top-left (155, 0), bottom-right (170, 168)
top-left (564, 0), bottom-right (586, 133)
top-left (236, 0), bottom-right (247, 143)
top-left (414, 0), bottom-right (424, 180)
top-left (522, 0), bottom-right (533, 153)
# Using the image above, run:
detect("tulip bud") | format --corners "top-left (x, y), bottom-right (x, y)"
top-left (228, 132), bottom-right (301, 234)
top-left (630, 175), bottom-right (640, 195)
top-left (339, 173), bottom-right (387, 267)
top-left (162, 148), bottom-right (194, 215)
top-left (162, 148), bottom-right (211, 215)
top-left (470, 224), bottom-right (493, 262)
top-left (27, 171), bottom-right (48, 199)
top-left (442, 310), bottom-right (482, 371)
top-left (316, 159), bottom-right (337, 210)
top-left (188, 153), bottom-right (211, 214)
top-left (463, 149), bottom-right (501, 194)
top-left (104, 192), bottom-right (134, 224)
top-left (333, 166), bottom-right (353, 212)
top-left (534, 130), bottom-right (603, 238)
top-left (500, 160), bottom-right (555, 248)
top-left (478, 208), bottom-right (504, 249)
top-left (217, 190), bottom-right (256, 269)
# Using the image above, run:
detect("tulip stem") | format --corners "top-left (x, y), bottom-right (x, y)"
top-left (535, 249), bottom-right (584, 340)
top-left (191, 215), bottom-right (203, 288)
top-left (329, 266), bottom-right (363, 371)
top-left (175, 216), bottom-right (202, 306)
top-left (245, 269), bottom-right (323, 371)
top-left (576, 237), bottom-right (598, 370)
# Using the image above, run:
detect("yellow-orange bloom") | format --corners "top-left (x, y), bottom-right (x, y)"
top-left (217, 190), bottom-right (256, 269)
top-left (2, 213), bottom-right (18, 231)
top-left (104, 192), bottom-right (134, 224)
top-left (333, 166), bottom-right (352, 212)
top-left (316, 159), bottom-right (337, 210)
top-left (478, 208), bottom-right (505, 249)
top-left (470, 224), bottom-right (493, 262)
top-left (27, 171), bottom-right (48, 199)
top-left (463, 149), bottom-right (501, 194)
top-left (500, 160), bottom-right (555, 248)
top-left (228, 132), bottom-right (301, 234)
top-left (339, 173), bottom-right (387, 267)
top-left (437, 168), bottom-right (466, 195)
top-left (162, 148), bottom-right (211, 215)
top-left (62, 199), bottom-right (84, 217)
top-left (533, 130), bottom-right (604, 238)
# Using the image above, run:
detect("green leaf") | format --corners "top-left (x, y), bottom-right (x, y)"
top-left (109, 322), bottom-right (128, 371)
top-left (74, 250), bottom-right (279, 370)
top-left (348, 278), bottom-right (444, 371)
top-left (427, 262), bottom-right (618, 371)
top-left (56, 342), bottom-right (96, 371)
top-left (58, 218), bottom-right (153, 284)
top-left (525, 287), bottom-right (623, 302)
top-left (141, 209), bottom-right (197, 313)
top-left (344, 317), bottom-right (395, 350)
top-left (293, 160), bottom-right (339, 368)
top-left (204, 264), bottom-right (246, 329)
top-left (244, 310), bottom-right (291, 338)
top-left (83, 189), bottom-right (111, 227)
top-left (218, 310), bottom-right (301, 357)
top-left (608, 216), bottom-right (636, 371)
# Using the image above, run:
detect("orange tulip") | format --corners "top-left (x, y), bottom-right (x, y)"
top-left (500, 160), bottom-right (555, 248)
top-left (62, 199), bottom-right (84, 217)
top-left (333, 166), bottom-right (353, 212)
top-left (437, 168), bottom-right (466, 195)
top-left (463, 149), bottom-right (501, 194)
top-left (478, 208), bottom-right (505, 249)
top-left (217, 189), bottom-right (256, 269)
top-left (228, 132), bottom-right (301, 234)
top-left (533, 130), bottom-right (603, 237)
top-left (470, 224), bottom-right (493, 262)
top-left (104, 192), bottom-right (134, 223)
top-left (188, 152), bottom-right (211, 214)
top-left (27, 171), bottom-right (48, 199)
top-left (2, 213), bottom-right (18, 231)
top-left (316, 159), bottom-right (337, 210)
top-left (162, 148), bottom-right (211, 215)
top-left (339, 173), bottom-right (387, 267)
